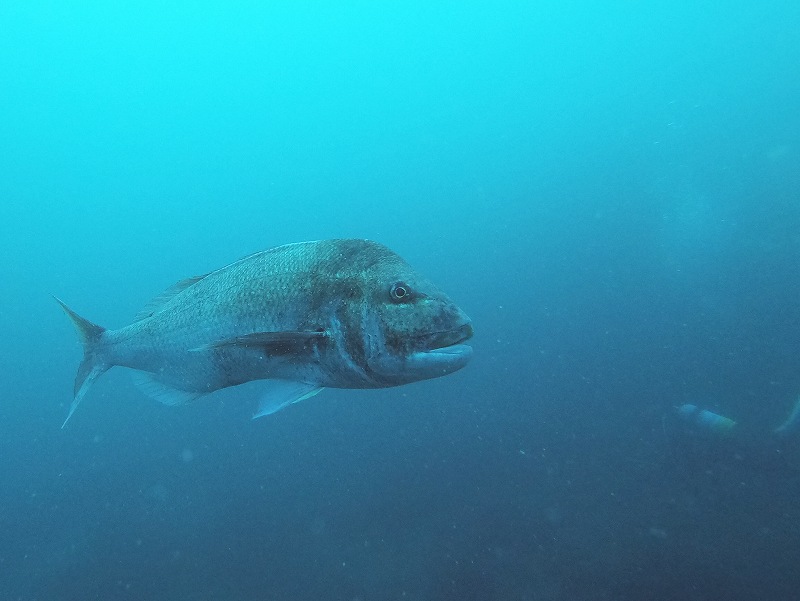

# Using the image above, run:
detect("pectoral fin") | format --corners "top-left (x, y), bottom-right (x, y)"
top-left (192, 330), bottom-right (327, 355)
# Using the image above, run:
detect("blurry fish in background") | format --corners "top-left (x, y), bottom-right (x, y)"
top-left (774, 395), bottom-right (800, 437)
top-left (675, 403), bottom-right (737, 435)
top-left (676, 393), bottom-right (800, 441)
top-left (56, 239), bottom-right (473, 427)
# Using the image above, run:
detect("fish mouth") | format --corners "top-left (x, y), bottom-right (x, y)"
top-left (400, 322), bottom-right (473, 380)
top-left (420, 322), bottom-right (474, 353)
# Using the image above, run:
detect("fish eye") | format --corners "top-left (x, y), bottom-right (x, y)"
top-left (390, 282), bottom-right (411, 302)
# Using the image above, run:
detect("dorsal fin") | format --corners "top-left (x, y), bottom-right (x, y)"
top-left (134, 274), bottom-right (207, 321)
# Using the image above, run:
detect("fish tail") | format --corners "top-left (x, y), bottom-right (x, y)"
top-left (775, 394), bottom-right (800, 437)
top-left (55, 297), bottom-right (111, 428)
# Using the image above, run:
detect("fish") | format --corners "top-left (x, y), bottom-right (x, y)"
top-left (56, 239), bottom-right (473, 427)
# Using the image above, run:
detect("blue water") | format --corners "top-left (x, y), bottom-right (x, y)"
top-left (2, 1), bottom-right (800, 599)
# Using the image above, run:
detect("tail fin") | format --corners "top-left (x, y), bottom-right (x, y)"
top-left (55, 297), bottom-right (111, 428)
top-left (775, 394), bottom-right (800, 437)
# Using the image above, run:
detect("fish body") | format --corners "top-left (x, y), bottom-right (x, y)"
top-left (58, 239), bottom-right (473, 426)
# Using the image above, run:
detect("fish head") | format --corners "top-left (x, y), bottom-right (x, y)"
top-left (354, 246), bottom-right (473, 385)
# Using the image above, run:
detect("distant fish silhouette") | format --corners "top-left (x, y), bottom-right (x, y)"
top-left (775, 395), bottom-right (800, 437)
top-left (676, 403), bottom-right (736, 434)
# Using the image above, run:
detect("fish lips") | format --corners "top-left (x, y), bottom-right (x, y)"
top-left (407, 322), bottom-right (474, 377)
top-left (421, 322), bottom-right (474, 353)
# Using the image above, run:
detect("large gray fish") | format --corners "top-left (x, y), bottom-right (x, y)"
top-left (57, 239), bottom-right (473, 427)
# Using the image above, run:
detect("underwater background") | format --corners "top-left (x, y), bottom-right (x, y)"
top-left (2, 1), bottom-right (800, 599)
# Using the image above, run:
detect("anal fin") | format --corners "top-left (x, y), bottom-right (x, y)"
top-left (131, 371), bottom-right (203, 406)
